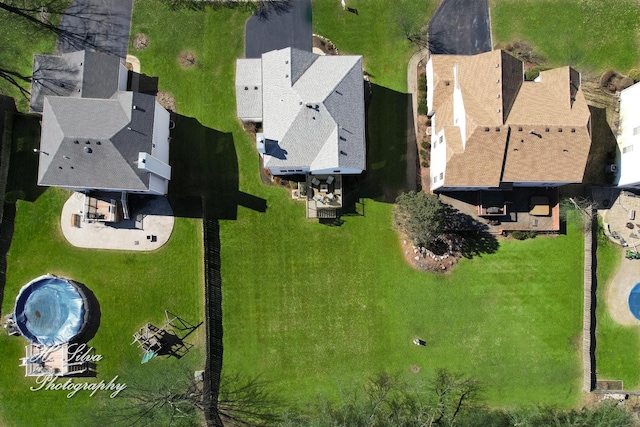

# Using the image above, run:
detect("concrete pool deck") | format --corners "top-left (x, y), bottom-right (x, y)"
top-left (600, 191), bottom-right (640, 325)
top-left (606, 250), bottom-right (640, 326)
top-left (61, 192), bottom-right (174, 251)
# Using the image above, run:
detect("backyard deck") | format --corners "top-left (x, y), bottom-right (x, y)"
top-left (294, 174), bottom-right (343, 219)
top-left (440, 188), bottom-right (561, 233)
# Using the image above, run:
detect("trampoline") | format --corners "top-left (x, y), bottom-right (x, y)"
top-left (628, 282), bottom-right (640, 321)
top-left (14, 275), bottom-right (90, 347)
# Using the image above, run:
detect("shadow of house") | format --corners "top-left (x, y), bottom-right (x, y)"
top-left (168, 114), bottom-right (266, 220)
top-left (583, 106), bottom-right (618, 185)
top-left (352, 83), bottom-right (411, 204)
top-left (127, 71), bottom-right (159, 96)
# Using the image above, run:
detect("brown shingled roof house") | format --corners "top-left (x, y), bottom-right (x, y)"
top-left (426, 50), bottom-right (591, 192)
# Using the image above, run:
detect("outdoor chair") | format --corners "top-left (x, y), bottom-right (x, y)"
top-left (311, 178), bottom-right (321, 187)
top-left (326, 175), bottom-right (334, 185)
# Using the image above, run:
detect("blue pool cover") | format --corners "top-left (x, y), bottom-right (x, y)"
top-left (628, 282), bottom-right (640, 321)
top-left (14, 275), bottom-right (88, 347)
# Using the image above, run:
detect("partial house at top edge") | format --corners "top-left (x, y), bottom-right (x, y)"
top-left (30, 50), bottom-right (128, 114)
top-left (426, 49), bottom-right (592, 231)
top-left (616, 82), bottom-right (640, 189)
top-left (235, 47), bottom-right (366, 219)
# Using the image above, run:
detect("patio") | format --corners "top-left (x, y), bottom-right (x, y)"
top-left (61, 192), bottom-right (174, 251)
top-left (293, 174), bottom-right (343, 219)
top-left (440, 188), bottom-right (561, 233)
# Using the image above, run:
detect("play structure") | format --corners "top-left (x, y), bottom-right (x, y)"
top-left (132, 310), bottom-right (201, 363)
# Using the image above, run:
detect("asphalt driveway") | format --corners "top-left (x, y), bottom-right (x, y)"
top-left (244, 0), bottom-right (312, 58)
top-left (57, 0), bottom-right (133, 58)
top-left (428, 0), bottom-right (492, 55)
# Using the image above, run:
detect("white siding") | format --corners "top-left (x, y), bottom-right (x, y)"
top-left (617, 83), bottom-right (640, 187)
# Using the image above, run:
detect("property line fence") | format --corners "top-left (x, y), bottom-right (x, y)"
top-left (202, 198), bottom-right (224, 427)
top-left (583, 207), bottom-right (596, 392)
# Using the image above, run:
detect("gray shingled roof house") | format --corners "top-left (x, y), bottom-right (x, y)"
top-left (37, 91), bottom-right (171, 196)
top-left (236, 47), bottom-right (365, 176)
top-left (30, 50), bottom-right (127, 113)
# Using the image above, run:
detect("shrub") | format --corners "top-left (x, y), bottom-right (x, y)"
top-left (525, 67), bottom-right (542, 81)
top-left (511, 230), bottom-right (536, 240)
top-left (628, 69), bottom-right (640, 82)
top-left (421, 140), bottom-right (431, 150)
top-left (418, 97), bottom-right (428, 115)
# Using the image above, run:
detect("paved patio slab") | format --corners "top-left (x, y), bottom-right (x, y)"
top-left (61, 193), bottom-right (174, 251)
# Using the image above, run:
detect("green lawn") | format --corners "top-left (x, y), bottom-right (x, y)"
top-left (595, 226), bottom-right (640, 389)
top-left (0, 0), bottom-right (602, 424)
top-left (491, 0), bottom-right (640, 73)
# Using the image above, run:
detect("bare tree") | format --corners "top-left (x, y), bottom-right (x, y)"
top-left (430, 368), bottom-right (481, 426)
top-left (0, 67), bottom-right (31, 99)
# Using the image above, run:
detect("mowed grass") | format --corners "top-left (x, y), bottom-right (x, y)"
top-left (491, 0), bottom-right (640, 73)
top-left (595, 227), bottom-right (640, 388)
top-left (129, 0), bottom-right (585, 411)
top-left (0, 1), bottom-right (593, 425)
top-left (0, 188), bottom-right (205, 426)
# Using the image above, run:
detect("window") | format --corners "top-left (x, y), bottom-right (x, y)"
top-left (433, 140), bottom-right (437, 148)
top-left (433, 176), bottom-right (437, 184)
top-left (623, 145), bottom-right (634, 154)
top-left (439, 135), bottom-right (443, 144)
top-left (634, 126), bottom-right (640, 136)
top-left (439, 172), bottom-right (443, 180)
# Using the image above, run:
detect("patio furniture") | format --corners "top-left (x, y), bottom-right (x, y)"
top-left (326, 175), bottom-right (334, 185)
top-left (320, 183), bottom-right (328, 192)
top-left (529, 196), bottom-right (550, 216)
top-left (311, 178), bottom-right (321, 187)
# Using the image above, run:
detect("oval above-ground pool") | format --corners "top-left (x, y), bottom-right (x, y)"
top-left (628, 282), bottom-right (640, 321)
top-left (13, 275), bottom-right (90, 347)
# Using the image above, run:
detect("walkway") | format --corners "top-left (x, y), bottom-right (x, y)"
top-left (60, 192), bottom-right (174, 251)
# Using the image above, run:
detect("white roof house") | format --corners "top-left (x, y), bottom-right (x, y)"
top-left (236, 48), bottom-right (365, 176)
top-left (616, 82), bottom-right (640, 189)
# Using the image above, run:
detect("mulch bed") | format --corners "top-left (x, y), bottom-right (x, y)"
top-left (178, 51), bottom-right (197, 68)
top-left (132, 33), bottom-right (150, 51)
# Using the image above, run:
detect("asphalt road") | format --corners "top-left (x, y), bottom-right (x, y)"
top-left (428, 0), bottom-right (492, 55)
top-left (245, 0), bottom-right (312, 58)
top-left (57, 0), bottom-right (133, 58)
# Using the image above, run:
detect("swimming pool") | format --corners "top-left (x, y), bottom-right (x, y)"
top-left (13, 275), bottom-right (90, 347)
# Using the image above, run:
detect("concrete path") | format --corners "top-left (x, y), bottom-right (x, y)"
top-left (61, 192), bottom-right (174, 251)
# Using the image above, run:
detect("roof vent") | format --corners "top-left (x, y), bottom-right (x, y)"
top-left (484, 127), bottom-right (490, 132)
top-left (571, 128), bottom-right (576, 133)
top-left (495, 63), bottom-right (500, 68)
top-left (444, 80), bottom-right (450, 86)
top-left (495, 127), bottom-right (500, 132)
top-left (285, 74), bottom-right (289, 78)
top-left (254, 86), bottom-right (258, 90)
top-left (558, 128), bottom-right (563, 132)
top-left (496, 109), bottom-right (501, 113)
top-left (85, 140), bottom-right (91, 144)
top-left (74, 140), bottom-right (79, 144)
top-left (563, 149), bottom-right (569, 152)
top-left (496, 94), bottom-right (501, 98)
top-left (96, 141), bottom-right (101, 145)
top-left (518, 127), bottom-right (523, 131)
top-left (545, 128), bottom-right (549, 132)
top-left (340, 150), bottom-right (347, 155)
top-left (496, 79), bottom-right (500, 83)
top-left (244, 87), bottom-right (248, 90)
top-left (84, 147), bottom-right (92, 154)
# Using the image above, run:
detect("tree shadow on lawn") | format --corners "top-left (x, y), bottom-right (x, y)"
top-left (167, 114), bottom-right (266, 220)
top-left (345, 83), bottom-right (413, 212)
top-left (445, 205), bottom-right (500, 258)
